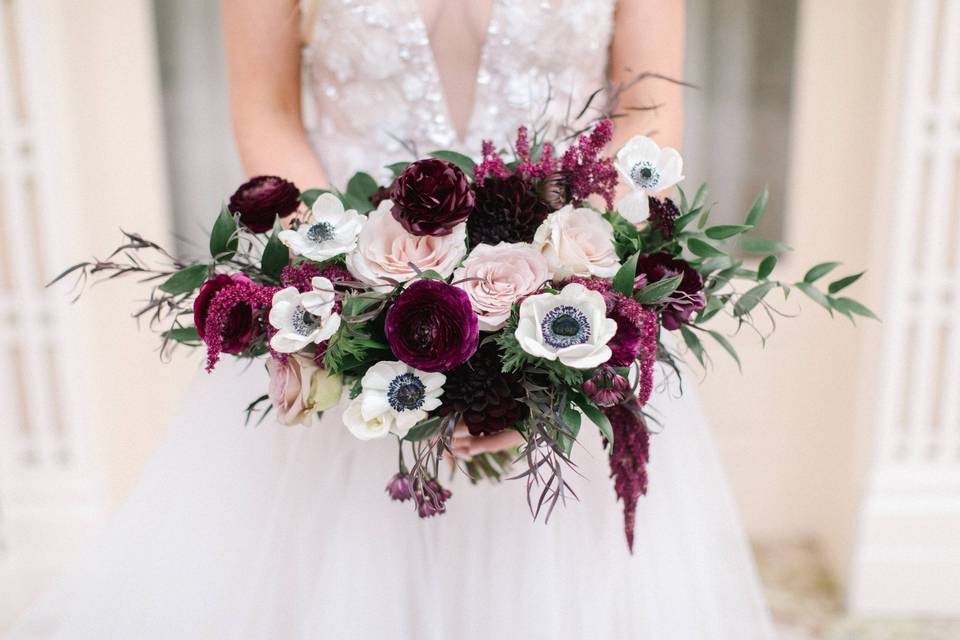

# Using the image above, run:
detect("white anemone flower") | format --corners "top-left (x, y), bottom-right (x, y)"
top-left (614, 136), bottom-right (684, 223)
top-left (268, 276), bottom-right (341, 353)
top-left (515, 282), bottom-right (618, 369)
top-left (278, 193), bottom-right (365, 261)
top-left (344, 361), bottom-right (445, 439)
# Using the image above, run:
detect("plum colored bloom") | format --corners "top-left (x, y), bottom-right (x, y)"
top-left (515, 282), bottom-right (618, 369)
top-left (467, 174), bottom-right (552, 248)
top-left (390, 159), bottom-right (475, 236)
top-left (583, 365), bottom-right (631, 407)
top-left (415, 478), bottom-right (452, 518)
top-left (647, 196), bottom-right (681, 238)
top-left (385, 279), bottom-right (479, 372)
top-left (266, 354), bottom-right (343, 426)
top-left (346, 200), bottom-right (467, 286)
top-left (532, 205), bottom-right (620, 280)
top-left (635, 252), bottom-right (705, 330)
top-left (229, 176), bottom-right (301, 233)
top-left (385, 473), bottom-right (414, 502)
top-left (194, 273), bottom-right (276, 371)
top-left (453, 242), bottom-right (551, 331)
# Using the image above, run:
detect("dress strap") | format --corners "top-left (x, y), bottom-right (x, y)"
top-left (299, 0), bottom-right (320, 44)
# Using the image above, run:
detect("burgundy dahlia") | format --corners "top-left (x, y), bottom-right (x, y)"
top-left (635, 252), bottom-right (706, 331)
top-left (438, 342), bottom-right (528, 436)
top-left (384, 279), bottom-right (479, 372)
top-left (229, 176), bottom-right (301, 233)
top-left (390, 159), bottom-right (475, 236)
top-left (467, 174), bottom-right (551, 248)
top-left (604, 400), bottom-right (650, 553)
top-left (194, 273), bottom-right (276, 371)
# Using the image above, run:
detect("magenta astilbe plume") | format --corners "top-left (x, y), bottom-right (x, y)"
top-left (561, 119), bottom-right (618, 208)
top-left (637, 308), bottom-right (659, 406)
top-left (475, 140), bottom-right (511, 183)
top-left (604, 400), bottom-right (650, 553)
top-left (199, 277), bottom-right (277, 371)
top-left (514, 126), bottom-right (557, 180)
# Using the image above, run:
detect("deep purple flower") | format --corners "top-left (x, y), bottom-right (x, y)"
top-left (390, 159), bottom-right (475, 236)
top-left (467, 174), bottom-right (551, 248)
top-left (603, 399), bottom-right (650, 553)
top-left (583, 366), bottom-right (631, 407)
top-left (414, 478), bottom-right (452, 518)
top-left (194, 274), bottom-right (276, 370)
top-left (229, 176), bottom-right (301, 233)
top-left (635, 252), bottom-right (705, 331)
top-left (648, 196), bottom-right (681, 238)
top-left (385, 472), bottom-right (414, 502)
top-left (385, 279), bottom-right (479, 372)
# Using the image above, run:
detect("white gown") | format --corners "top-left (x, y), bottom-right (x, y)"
top-left (8, 1), bottom-right (776, 638)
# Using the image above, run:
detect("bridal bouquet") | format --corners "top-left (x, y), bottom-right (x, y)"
top-left (57, 119), bottom-right (872, 550)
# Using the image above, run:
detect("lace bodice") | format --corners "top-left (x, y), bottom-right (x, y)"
top-left (301, 0), bottom-right (616, 186)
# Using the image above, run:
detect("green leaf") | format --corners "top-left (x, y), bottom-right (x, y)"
top-left (403, 417), bottom-right (443, 442)
top-left (744, 188), bottom-right (769, 227)
top-left (733, 281), bottom-right (775, 316)
top-left (692, 183), bottom-right (709, 210)
top-left (757, 255), bottom-right (777, 280)
top-left (707, 330), bottom-right (741, 372)
top-left (828, 271), bottom-right (865, 294)
top-left (385, 162), bottom-right (409, 178)
top-left (300, 188), bottom-right (332, 207)
top-left (611, 252), bottom-right (639, 296)
top-left (674, 206), bottom-right (702, 232)
top-left (558, 405), bottom-right (583, 455)
top-left (570, 392), bottom-right (613, 444)
top-left (159, 264), bottom-right (208, 295)
top-left (346, 172), bottom-right (379, 203)
top-left (635, 273), bottom-right (683, 304)
top-left (705, 224), bottom-right (753, 240)
top-left (803, 261), bottom-right (841, 284)
top-left (677, 184), bottom-right (689, 212)
top-left (338, 190), bottom-right (373, 214)
top-left (428, 150), bottom-right (476, 175)
top-left (687, 237), bottom-right (727, 258)
top-left (795, 282), bottom-right (833, 314)
top-left (209, 204), bottom-right (238, 261)
top-left (679, 325), bottom-right (705, 366)
top-left (260, 220), bottom-right (289, 280)
top-left (162, 326), bottom-right (201, 344)
top-left (831, 297), bottom-right (879, 321)
top-left (740, 237), bottom-right (791, 254)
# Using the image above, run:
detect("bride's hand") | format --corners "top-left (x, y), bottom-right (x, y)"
top-left (450, 422), bottom-right (524, 460)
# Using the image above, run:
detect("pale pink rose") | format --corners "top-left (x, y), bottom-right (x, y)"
top-left (266, 355), bottom-right (343, 426)
top-left (531, 205), bottom-right (620, 280)
top-left (346, 200), bottom-right (467, 285)
top-left (453, 242), bottom-right (551, 331)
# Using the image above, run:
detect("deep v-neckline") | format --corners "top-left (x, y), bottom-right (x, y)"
top-left (410, 0), bottom-right (499, 145)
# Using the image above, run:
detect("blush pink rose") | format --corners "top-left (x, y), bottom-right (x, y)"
top-left (531, 205), bottom-right (620, 280)
top-left (266, 355), bottom-right (343, 426)
top-left (453, 242), bottom-right (551, 331)
top-left (346, 200), bottom-right (467, 285)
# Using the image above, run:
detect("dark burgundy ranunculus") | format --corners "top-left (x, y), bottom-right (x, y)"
top-left (229, 176), bottom-right (301, 233)
top-left (384, 279), bottom-right (479, 372)
top-left (390, 159), bottom-right (475, 236)
top-left (635, 252), bottom-right (705, 330)
top-left (193, 273), bottom-right (257, 354)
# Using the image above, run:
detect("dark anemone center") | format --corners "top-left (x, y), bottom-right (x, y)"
top-left (387, 373), bottom-right (427, 412)
top-left (291, 306), bottom-right (319, 336)
top-left (306, 221), bottom-right (336, 242)
top-left (550, 314), bottom-right (581, 337)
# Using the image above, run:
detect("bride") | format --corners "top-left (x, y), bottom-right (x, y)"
top-left (9, 1), bottom-right (775, 638)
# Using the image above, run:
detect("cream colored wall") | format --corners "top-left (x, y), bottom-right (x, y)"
top-left (45, 0), bottom-right (196, 507)
top-left (700, 0), bottom-right (902, 586)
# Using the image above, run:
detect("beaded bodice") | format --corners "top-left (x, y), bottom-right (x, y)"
top-left (301, 0), bottom-right (615, 186)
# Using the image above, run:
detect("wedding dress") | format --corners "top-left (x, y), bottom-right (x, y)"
top-left (8, 1), bottom-right (776, 638)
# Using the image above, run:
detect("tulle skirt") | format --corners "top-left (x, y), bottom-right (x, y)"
top-left (8, 359), bottom-right (775, 639)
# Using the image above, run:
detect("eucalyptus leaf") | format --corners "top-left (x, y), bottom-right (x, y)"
top-left (707, 329), bottom-right (741, 372)
top-left (744, 188), bottom-right (769, 227)
top-left (795, 282), bottom-right (833, 314)
top-left (803, 261), bottom-right (841, 284)
top-left (300, 188), bottom-right (332, 208)
top-left (159, 264), bottom-right (208, 295)
top-left (679, 325), bottom-right (705, 367)
top-left (611, 252), bottom-right (639, 295)
top-left (635, 273), bottom-right (683, 304)
top-left (569, 392), bottom-right (613, 444)
top-left (403, 417), bottom-right (443, 442)
top-left (385, 162), bottom-right (410, 178)
top-left (828, 271), bottom-right (865, 294)
top-left (428, 150), bottom-right (476, 175)
top-left (740, 237), bottom-right (791, 255)
top-left (705, 224), bottom-right (753, 240)
top-left (162, 325), bottom-right (201, 344)
top-left (830, 296), bottom-right (879, 321)
top-left (687, 237), bottom-right (726, 258)
top-left (674, 207), bottom-right (701, 232)
top-left (733, 281), bottom-right (775, 316)
top-left (209, 205), bottom-right (238, 261)
top-left (757, 255), bottom-right (777, 280)
top-left (692, 183), bottom-right (709, 210)
top-left (346, 172), bottom-right (379, 202)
